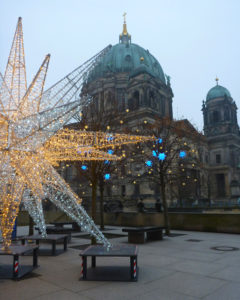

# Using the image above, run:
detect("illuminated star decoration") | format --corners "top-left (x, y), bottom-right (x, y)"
top-left (0, 17), bottom-right (114, 249)
top-left (158, 153), bottom-right (166, 161)
top-left (104, 174), bottom-right (111, 180)
top-left (145, 160), bottom-right (153, 167)
top-left (152, 150), bottom-right (166, 161)
top-left (0, 18), bottom-right (154, 248)
top-left (179, 150), bottom-right (186, 158)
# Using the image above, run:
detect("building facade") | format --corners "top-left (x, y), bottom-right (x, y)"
top-left (202, 80), bottom-right (240, 201)
top-left (63, 20), bottom-right (240, 210)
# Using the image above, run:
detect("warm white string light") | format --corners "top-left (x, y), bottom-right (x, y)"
top-left (0, 18), bottom-right (153, 249)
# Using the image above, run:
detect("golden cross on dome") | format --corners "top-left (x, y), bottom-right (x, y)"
top-left (215, 76), bottom-right (219, 85)
top-left (123, 12), bottom-right (127, 23)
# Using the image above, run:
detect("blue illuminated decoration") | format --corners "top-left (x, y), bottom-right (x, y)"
top-left (158, 153), bottom-right (166, 161)
top-left (107, 149), bottom-right (114, 155)
top-left (156, 138), bottom-right (162, 144)
top-left (145, 160), bottom-right (153, 167)
top-left (104, 173), bottom-right (110, 180)
top-left (107, 135), bottom-right (114, 142)
top-left (179, 151), bottom-right (186, 158)
top-left (104, 160), bottom-right (110, 164)
top-left (81, 165), bottom-right (87, 170)
top-left (152, 150), bottom-right (157, 157)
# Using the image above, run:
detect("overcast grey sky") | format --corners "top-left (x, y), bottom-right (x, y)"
top-left (1, 0), bottom-right (240, 131)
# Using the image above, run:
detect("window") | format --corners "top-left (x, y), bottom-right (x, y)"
top-left (216, 154), bottom-right (221, 164)
top-left (121, 165), bottom-right (125, 176)
top-left (216, 174), bottom-right (225, 197)
top-left (121, 185), bottom-right (126, 197)
top-left (213, 111), bottom-right (219, 123)
top-left (134, 184), bottom-right (140, 196)
top-left (125, 55), bottom-right (131, 62)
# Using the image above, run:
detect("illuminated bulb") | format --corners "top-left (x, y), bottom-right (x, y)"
top-left (182, 182), bottom-right (186, 186)
top-left (120, 120), bottom-right (123, 124)
top-left (126, 109), bottom-right (129, 112)
top-left (144, 120), bottom-right (147, 124)
top-left (84, 125), bottom-right (88, 129)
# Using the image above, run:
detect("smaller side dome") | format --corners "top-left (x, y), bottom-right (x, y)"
top-left (206, 85), bottom-right (231, 102)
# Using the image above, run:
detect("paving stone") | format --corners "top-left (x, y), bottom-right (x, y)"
top-left (33, 289), bottom-right (91, 300)
top-left (202, 282), bottom-right (240, 300)
top-left (210, 266), bottom-right (240, 282)
top-left (144, 271), bottom-right (226, 298)
top-left (1, 228), bottom-right (239, 300)
top-left (166, 259), bottom-right (226, 276)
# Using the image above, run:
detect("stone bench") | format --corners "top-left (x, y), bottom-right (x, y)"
top-left (122, 226), bottom-right (165, 244)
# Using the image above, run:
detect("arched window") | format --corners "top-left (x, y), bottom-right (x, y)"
top-left (133, 91), bottom-right (139, 109)
top-left (224, 108), bottom-right (230, 121)
top-left (213, 111), bottom-right (219, 123)
top-left (149, 91), bottom-right (156, 109)
top-left (125, 55), bottom-right (131, 62)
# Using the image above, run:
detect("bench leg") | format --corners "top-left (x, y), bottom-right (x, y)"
top-left (33, 248), bottom-right (38, 267)
top-left (128, 232), bottom-right (145, 244)
top-left (52, 241), bottom-right (56, 255)
top-left (147, 230), bottom-right (163, 241)
top-left (63, 237), bottom-right (67, 251)
top-left (81, 256), bottom-right (87, 279)
top-left (91, 256), bottom-right (96, 268)
top-left (13, 255), bottom-right (19, 279)
top-left (130, 256), bottom-right (137, 281)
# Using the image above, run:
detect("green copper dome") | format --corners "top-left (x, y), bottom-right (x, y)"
top-left (87, 43), bottom-right (166, 84)
top-left (206, 85), bottom-right (231, 102)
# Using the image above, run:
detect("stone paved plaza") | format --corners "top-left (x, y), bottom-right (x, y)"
top-left (1, 227), bottom-right (240, 299)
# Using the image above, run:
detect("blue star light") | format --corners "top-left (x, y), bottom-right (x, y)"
top-left (179, 151), bottom-right (186, 158)
top-left (158, 153), bottom-right (166, 161)
top-left (104, 173), bottom-right (110, 180)
top-left (107, 149), bottom-right (114, 155)
top-left (107, 135), bottom-right (114, 142)
top-left (145, 160), bottom-right (153, 167)
top-left (152, 150), bottom-right (157, 157)
top-left (81, 165), bottom-right (87, 170)
top-left (156, 138), bottom-right (163, 144)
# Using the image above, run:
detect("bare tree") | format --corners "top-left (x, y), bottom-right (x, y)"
top-left (130, 117), bottom-right (205, 235)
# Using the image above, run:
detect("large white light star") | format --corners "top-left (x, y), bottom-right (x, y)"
top-left (0, 18), bottom-right (153, 249)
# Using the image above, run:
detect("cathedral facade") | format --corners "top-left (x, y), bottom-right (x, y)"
top-left (63, 19), bottom-right (240, 210)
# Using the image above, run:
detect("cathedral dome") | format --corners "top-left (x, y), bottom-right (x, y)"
top-left (87, 43), bottom-right (166, 84)
top-left (86, 19), bottom-right (166, 84)
top-left (206, 84), bottom-right (231, 102)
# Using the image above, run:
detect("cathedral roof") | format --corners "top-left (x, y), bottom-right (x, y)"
top-left (206, 84), bottom-right (231, 102)
top-left (86, 17), bottom-right (166, 84)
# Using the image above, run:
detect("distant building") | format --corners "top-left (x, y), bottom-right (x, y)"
top-left (202, 80), bottom-right (240, 201)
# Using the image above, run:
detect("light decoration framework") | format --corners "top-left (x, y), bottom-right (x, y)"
top-left (0, 18), bottom-right (153, 249)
